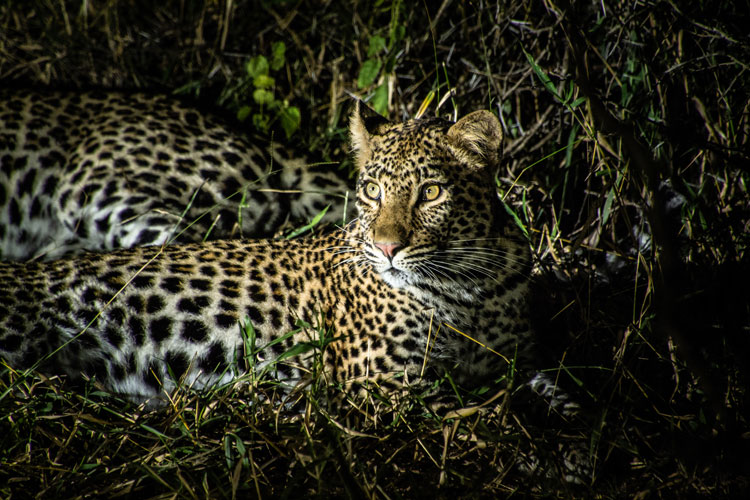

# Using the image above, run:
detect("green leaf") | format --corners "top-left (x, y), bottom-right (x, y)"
top-left (276, 342), bottom-right (315, 363)
top-left (236, 106), bottom-right (251, 122)
top-left (233, 434), bottom-right (247, 456)
top-left (252, 88), bottom-right (274, 106)
top-left (367, 35), bottom-right (386, 57)
top-left (601, 187), bottom-right (615, 227)
top-left (279, 105), bottom-right (301, 138)
top-left (500, 200), bottom-right (529, 238)
top-left (384, 52), bottom-right (397, 73)
top-left (357, 58), bottom-right (382, 88)
top-left (570, 96), bottom-right (587, 108)
top-left (252, 113), bottom-right (269, 132)
top-left (501, 99), bottom-right (512, 115)
top-left (253, 74), bottom-right (275, 90)
top-left (140, 424), bottom-right (168, 439)
top-left (564, 80), bottom-right (574, 104)
top-left (246, 55), bottom-right (269, 78)
top-left (371, 83), bottom-right (388, 115)
top-left (270, 41), bottom-right (286, 71)
top-left (390, 24), bottom-right (405, 44)
top-left (522, 48), bottom-right (560, 100)
top-left (262, 328), bottom-right (299, 351)
top-left (285, 205), bottom-right (330, 239)
top-left (242, 316), bottom-right (257, 351)
top-left (565, 124), bottom-right (579, 167)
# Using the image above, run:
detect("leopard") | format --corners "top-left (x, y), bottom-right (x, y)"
top-left (0, 103), bottom-right (590, 483)
top-left (0, 88), bottom-right (349, 261)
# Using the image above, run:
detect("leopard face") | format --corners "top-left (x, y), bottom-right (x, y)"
top-left (317, 104), bottom-right (532, 384)
top-left (352, 113), bottom-right (503, 290)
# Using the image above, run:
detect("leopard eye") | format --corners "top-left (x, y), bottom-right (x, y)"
top-left (421, 184), bottom-right (441, 202)
top-left (364, 181), bottom-right (381, 200)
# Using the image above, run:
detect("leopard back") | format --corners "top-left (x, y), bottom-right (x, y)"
top-left (0, 89), bottom-right (348, 260)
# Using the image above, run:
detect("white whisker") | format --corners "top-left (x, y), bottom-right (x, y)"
top-left (426, 260), bottom-right (482, 287)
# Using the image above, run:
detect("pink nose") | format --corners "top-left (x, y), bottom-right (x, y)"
top-left (374, 242), bottom-right (402, 259)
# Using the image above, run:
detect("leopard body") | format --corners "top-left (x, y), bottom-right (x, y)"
top-left (0, 104), bottom-right (535, 398)
top-left (0, 89), bottom-right (347, 260)
top-left (0, 103), bottom-right (592, 482)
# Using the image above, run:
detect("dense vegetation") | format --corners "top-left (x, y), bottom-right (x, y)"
top-left (1, 1), bottom-right (748, 497)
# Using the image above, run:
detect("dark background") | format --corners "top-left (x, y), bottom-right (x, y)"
top-left (1, 1), bottom-right (748, 497)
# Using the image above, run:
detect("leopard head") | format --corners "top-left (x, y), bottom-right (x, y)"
top-left (349, 102), bottom-right (508, 289)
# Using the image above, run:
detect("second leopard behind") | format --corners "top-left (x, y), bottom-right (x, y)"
top-left (0, 89), bottom-right (349, 260)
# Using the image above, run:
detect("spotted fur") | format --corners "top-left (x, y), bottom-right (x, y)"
top-left (0, 89), bottom-right (348, 260)
top-left (0, 104), bottom-right (589, 482)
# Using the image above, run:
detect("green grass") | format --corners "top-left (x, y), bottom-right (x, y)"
top-left (1, 353), bottom-right (585, 498)
top-left (1, 0), bottom-right (749, 497)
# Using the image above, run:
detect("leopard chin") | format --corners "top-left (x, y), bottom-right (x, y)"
top-left (379, 268), bottom-right (413, 288)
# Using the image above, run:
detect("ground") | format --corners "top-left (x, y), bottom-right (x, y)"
top-left (1, 1), bottom-right (749, 498)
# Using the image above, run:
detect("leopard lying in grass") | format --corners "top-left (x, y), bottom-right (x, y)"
top-left (0, 88), bottom-right (348, 261)
top-left (0, 103), bottom-right (589, 482)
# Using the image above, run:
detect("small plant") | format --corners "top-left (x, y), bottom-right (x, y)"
top-left (240, 313), bottom-right (335, 386)
top-left (237, 41), bottom-right (301, 138)
top-left (284, 205), bottom-right (330, 239)
top-left (356, 1), bottom-right (406, 115)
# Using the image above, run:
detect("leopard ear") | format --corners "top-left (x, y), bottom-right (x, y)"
top-left (349, 100), bottom-right (391, 169)
top-left (445, 110), bottom-right (503, 169)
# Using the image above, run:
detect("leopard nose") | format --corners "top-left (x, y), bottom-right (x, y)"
top-left (374, 241), bottom-right (402, 259)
